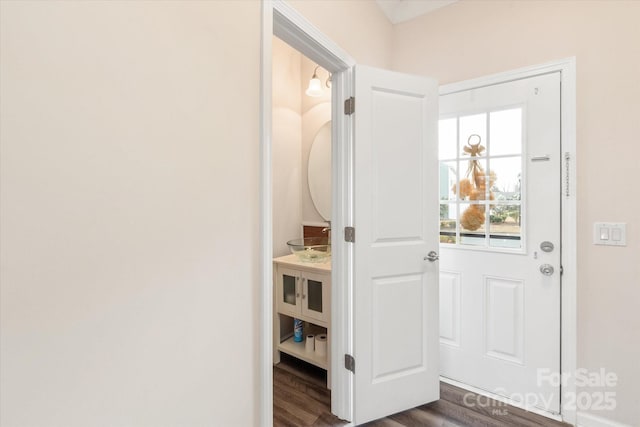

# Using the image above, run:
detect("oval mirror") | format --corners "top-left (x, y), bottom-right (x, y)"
top-left (308, 121), bottom-right (331, 221)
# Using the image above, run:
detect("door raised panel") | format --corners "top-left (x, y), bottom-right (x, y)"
top-left (484, 276), bottom-right (524, 364)
top-left (439, 271), bottom-right (461, 347)
top-left (371, 89), bottom-right (424, 243)
top-left (372, 274), bottom-right (425, 382)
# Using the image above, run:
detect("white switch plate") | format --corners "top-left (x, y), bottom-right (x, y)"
top-left (593, 222), bottom-right (627, 246)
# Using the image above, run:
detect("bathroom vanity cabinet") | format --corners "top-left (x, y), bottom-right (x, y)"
top-left (273, 254), bottom-right (331, 387)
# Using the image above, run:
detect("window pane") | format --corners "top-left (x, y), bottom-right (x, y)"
top-left (460, 202), bottom-right (486, 246)
top-left (489, 108), bottom-right (522, 156)
top-left (488, 157), bottom-right (522, 201)
top-left (460, 233), bottom-right (485, 246)
top-left (440, 161), bottom-right (457, 201)
top-left (440, 203), bottom-right (456, 244)
top-left (459, 113), bottom-right (486, 157)
top-left (490, 205), bottom-right (522, 248)
top-left (458, 159), bottom-right (487, 201)
top-left (439, 118), bottom-right (457, 160)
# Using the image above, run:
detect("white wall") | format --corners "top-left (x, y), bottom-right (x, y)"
top-left (272, 37), bottom-right (303, 257)
top-left (0, 0), bottom-right (392, 425)
top-left (0, 1), bottom-right (260, 426)
top-left (289, 0), bottom-right (394, 69)
top-left (301, 57), bottom-right (331, 225)
top-left (392, 1), bottom-right (640, 425)
top-left (272, 39), bottom-right (332, 252)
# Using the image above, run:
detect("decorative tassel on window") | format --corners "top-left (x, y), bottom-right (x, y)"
top-left (451, 135), bottom-right (496, 231)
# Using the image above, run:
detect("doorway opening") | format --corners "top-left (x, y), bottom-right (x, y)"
top-left (271, 34), bottom-right (337, 424)
top-left (260, 2), bottom-right (356, 425)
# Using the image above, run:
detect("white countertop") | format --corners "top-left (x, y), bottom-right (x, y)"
top-left (273, 254), bottom-right (331, 272)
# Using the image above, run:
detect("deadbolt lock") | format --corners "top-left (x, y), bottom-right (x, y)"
top-left (540, 241), bottom-right (554, 252)
top-left (540, 264), bottom-right (554, 276)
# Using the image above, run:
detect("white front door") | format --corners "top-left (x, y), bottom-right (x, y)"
top-left (438, 73), bottom-right (561, 413)
top-left (353, 65), bottom-right (440, 424)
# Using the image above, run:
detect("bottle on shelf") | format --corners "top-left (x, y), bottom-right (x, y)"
top-left (293, 318), bottom-right (303, 342)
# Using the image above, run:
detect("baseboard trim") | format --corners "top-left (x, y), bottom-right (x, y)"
top-left (577, 412), bottom-right (631, 427)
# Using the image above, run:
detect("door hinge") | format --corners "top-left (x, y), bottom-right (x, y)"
top-left (345, 354), bottom-right (355, 373)
top-left (344, 97), bottom-right (355, 115)
top-left (560, 265), bottom-right (564, 275)
top-left (344, 226), bottom-right (355, 243)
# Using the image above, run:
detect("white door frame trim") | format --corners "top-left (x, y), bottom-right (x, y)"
top-left (439, 58), bottom-right (578, 425)
top-left (260, 1), bottom-right (356, 425)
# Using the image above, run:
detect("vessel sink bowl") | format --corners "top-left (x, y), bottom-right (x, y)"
top-left (287, 237), bottom-right (331, 263)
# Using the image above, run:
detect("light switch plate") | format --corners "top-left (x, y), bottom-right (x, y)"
top-left (593, 222), bottom-right (627, 246)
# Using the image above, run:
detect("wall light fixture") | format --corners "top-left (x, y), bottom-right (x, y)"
top-left (305, 65), bottom-right (331, 97)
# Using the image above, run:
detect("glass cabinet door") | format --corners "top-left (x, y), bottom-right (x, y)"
top-left (282, 274), bottom-right (297, 306)
top-left (301, 271), bottom-right (330, 324)
top-left (306, 278), bottom-right (323, 313)
top-left (277, 267), bottom-right (300, 317)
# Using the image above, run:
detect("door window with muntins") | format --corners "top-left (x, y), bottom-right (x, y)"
top-left (439, 108), bottom-right (524, 250)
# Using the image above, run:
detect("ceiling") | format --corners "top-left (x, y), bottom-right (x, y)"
top-left (376, 0), bottom-right (458, 24)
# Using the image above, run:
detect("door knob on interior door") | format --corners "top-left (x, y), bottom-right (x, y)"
top-left (539, 264), bottom-right (554, 276)
top-left (424, 251), bottom-right (439, 262)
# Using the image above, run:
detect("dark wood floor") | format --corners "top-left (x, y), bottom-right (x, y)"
top-left (274, 354), bottom-right (572, 427)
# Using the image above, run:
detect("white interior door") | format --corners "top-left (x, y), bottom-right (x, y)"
top-left (438, 73), bottom-right (561, 413)
top-left (353, 65), bottom-right (440, 424)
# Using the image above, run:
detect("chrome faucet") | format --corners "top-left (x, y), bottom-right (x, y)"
top-left (322, 221), bottom-right (331, 245)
